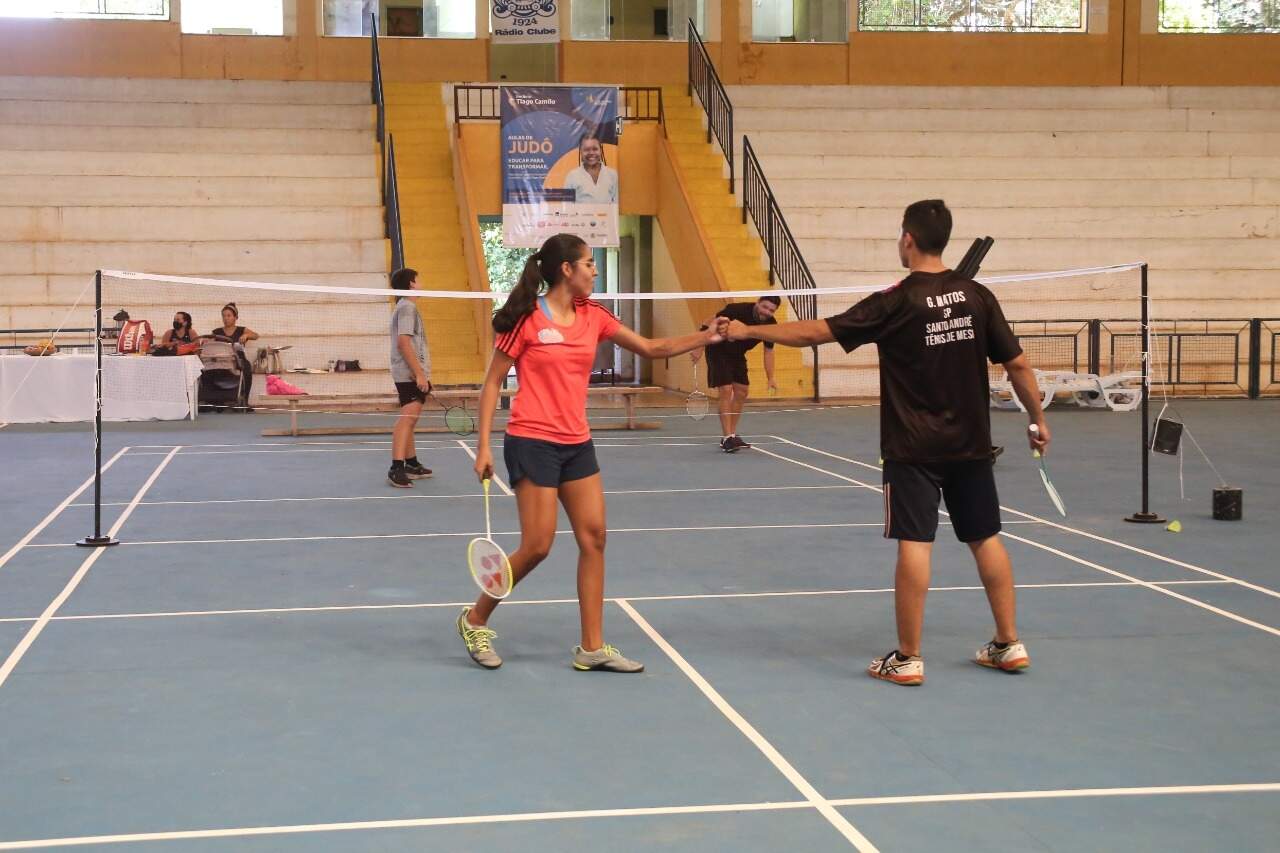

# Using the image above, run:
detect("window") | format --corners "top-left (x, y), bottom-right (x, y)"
top-left (181, 0), bottom-right (284, 35)
top-left (324, 0), bottom-right (476, 38)
top-left (858, 0), bottom-right (1087, 31)
top-left (1159, 0), bottom-right (1279, 31)
top-left (753, 0), bottom-right (849, 41)
top-left (571, 0), bottom-right (706, 41)
top-left (0, 0), bottom-right (167, 19)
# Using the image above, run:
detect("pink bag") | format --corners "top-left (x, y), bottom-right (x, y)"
top-left (266, 374), bottom-right (307, 395)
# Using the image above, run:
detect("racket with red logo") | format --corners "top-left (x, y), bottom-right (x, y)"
top-left (467, 478), bottom-right (513, 599)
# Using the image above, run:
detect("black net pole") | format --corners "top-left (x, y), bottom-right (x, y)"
top-left (78, 270), bottom-right (119, 548)
top-left (1126, 263), bottom-right (1164, 524)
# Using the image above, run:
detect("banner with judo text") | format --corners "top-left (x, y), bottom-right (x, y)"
top-left (501, 86), bottom-right (619, 249)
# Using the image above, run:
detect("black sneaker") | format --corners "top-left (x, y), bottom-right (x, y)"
top-left (388, 467), bottom-right (413, 488)
top-left (720, 436), bottom-right (739, 454)
top-left (404, 462), bottom-right (433, 479)
top-left (730, 435), bottom-right (752, 450)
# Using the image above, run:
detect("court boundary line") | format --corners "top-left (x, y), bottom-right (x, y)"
top-left (753, 444), bottom-right (1280, 638)
top-left (2, 781), bottom-right (1275, 850)
top-left (770, 436), bottom-right (1280, 603)
top-left (455, 439), bottom-right (514, 495)
top-left (0, 447), bottom-right (181, 692)
top-left (123, 440), bottom-right (787, 457)
top-left (0, 447), bottom-right (131, 574)
top-left (616, 598), bottom-right (879, 851)
top-left (0, 580), bottom-right (1232, 625)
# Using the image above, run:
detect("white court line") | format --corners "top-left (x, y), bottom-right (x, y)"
top-left (0, 447), bottom-right (180, 692)
top-left (3, 781), bottom-right (1274, 850)
top-left (752, 444), bottom-right (1280, 639)
top-left (617, 599), bottom-right (879, 852)
top-left (127, 435), bottom-right (733, 450)
top-left (70, 484), bottom-right (866, 508)
top-left (24, 521), bottom-right (1049, 549)
top-left (771, 436), bottom-right (1280, 603)
top-left (454, 439), bottom-right (513, 495)
top-left (125, 440), bottom-right (746, 457)
top-left (0, 447), bottom-right (130, 574)
top-left (0, 579), bottom-right (1232, 626)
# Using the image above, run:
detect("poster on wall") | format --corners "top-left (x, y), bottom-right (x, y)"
top-left (501, 86), bottom-right (620, 249)
top-left (490, 0), bottom-right (560, 44)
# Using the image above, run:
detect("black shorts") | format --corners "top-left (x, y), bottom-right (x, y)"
top-left (882, 458), bottom-right (1002, 543)
top-left (706, 352), bottom-right (748, 388)
top-left (503, 434), bottom-right (600, 488)
top-left (395, 381), bottom-right (428, 407)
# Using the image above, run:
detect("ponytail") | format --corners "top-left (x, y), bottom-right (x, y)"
top-left (491, 233), bottom-right (589, 334)
top-left (492, 254), bottom-right (545, 334)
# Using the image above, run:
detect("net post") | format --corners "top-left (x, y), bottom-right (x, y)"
top-left (77, 269), bottom-right (119, 548)
top-left (1125, 262), bottom-right (1164, 524)
top-left (811, 344), bottom-right (819, 403)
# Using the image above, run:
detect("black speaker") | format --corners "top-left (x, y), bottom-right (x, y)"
top-left (1152, 417), bottom-right (1183, 456)
top-left (1212, 486), bottom-right (1243, 521)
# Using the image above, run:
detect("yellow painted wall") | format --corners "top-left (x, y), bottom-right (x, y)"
top-left (0, 0), bottom-right (1275, 85)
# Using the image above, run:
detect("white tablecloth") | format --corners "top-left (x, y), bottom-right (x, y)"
top-left (0, 353), bottom-right (204, 424)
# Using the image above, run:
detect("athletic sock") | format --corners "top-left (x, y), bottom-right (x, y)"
top-left (390, 459), bottom-right (405, 470)
top-left (992, 640), bottom-right (1010, 650)
top-left (406, 456), bottom-right (420, 467)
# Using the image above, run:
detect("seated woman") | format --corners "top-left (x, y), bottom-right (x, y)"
top-left (154, 312), bottom-right (199, 354)
top-left (207, 303), bottom-right (259, 347)
top-left (205, 302), bottom-right (258, 409)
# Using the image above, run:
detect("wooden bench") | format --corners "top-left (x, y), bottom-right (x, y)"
top-left (258, 386), bottom-right (667, 437)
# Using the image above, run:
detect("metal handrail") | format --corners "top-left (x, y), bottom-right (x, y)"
top-left (741, 136), bottom-right (817, 323)
top-left (386, 134), bottom-right (404, 271)
top-left (370, 13), bottom-right (403, 271)
top-left (452, 85), bottom-right (665, 126)
top-left (371, 13), bottom-right (385, 144)
top-left (687, 20), bottom-right (733, 192)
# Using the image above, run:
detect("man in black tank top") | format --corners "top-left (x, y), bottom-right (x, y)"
top-left (722, 199), bottom-right (1051, 687)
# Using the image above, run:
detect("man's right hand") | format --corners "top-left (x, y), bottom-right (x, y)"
top-left (473, 447), bottom-right (494, 482)
top-left (416, 375), bottom-right (431, 394)
top-left (1028, 420), bottom-right (1050, 455)
top-left (725, 319), bottom-right (750, 341)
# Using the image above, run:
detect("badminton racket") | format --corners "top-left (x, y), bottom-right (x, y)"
top-left (427, 389), bottom-right (475, 436)
top-left (686, 359), bottom-right (710, 421)
top-left (467, 478), bottom-right (513, 599)
top-left (1029, 425), bottom-right (1067, 517)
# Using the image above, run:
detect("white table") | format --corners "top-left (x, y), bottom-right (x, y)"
top-left (0, 353), bottom-right (204, 424)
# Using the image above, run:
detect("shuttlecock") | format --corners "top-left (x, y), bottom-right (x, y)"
top-left (1166, 520), bottom-right (1182, 533)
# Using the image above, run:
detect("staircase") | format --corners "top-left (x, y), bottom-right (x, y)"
top-left (383, 83), bottom-right (487, 386)
top-left (660, 86), bottom-right (814, 397)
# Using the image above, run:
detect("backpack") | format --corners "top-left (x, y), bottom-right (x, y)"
top-left (116, 320), bottom-right (153, 354)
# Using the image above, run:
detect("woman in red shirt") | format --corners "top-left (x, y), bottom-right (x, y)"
top-left (459, 233), bottom-right (723, 673)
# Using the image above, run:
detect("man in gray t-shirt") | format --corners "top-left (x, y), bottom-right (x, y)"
top-left (387, 267), bottom-right (432, 488)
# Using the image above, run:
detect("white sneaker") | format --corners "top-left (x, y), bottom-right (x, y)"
top-left (975, 639), bottom-right (1030, 672)
top-left (868, 650), bottom-right (924, 686)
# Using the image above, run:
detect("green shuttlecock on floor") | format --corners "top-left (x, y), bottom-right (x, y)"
top-left (1166, 520), bottom-right (1182, 533)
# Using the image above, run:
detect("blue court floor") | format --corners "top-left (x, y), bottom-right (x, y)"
top-left (0, 400), bottom-right (1277, 851)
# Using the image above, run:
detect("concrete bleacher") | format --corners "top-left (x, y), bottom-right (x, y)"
top-left (0, 75), bottom-right (392, 398)
top-left (727, 86), bottom-right (1280, 396)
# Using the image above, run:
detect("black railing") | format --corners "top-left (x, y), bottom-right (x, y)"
top-left (452, 85), bottom-right (665, 127)
top-left (687, 21), bottom-right (733, 192)
top-left (989, 317), bottom-right (1280, 398)
top-left (741, 137), bottom-right (817, 323)
top-left (370, 14), bottom-right (403, 270)
top-left (0, 327), bottom-right (95, 350)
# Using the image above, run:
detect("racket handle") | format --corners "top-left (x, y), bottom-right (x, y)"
top-left (1028, 424), bottom-right (1042, 458)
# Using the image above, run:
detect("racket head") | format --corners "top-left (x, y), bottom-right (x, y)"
top-left (467, 537), bottom-right (513, 599)
top-left (1035, 454), bottom-right (1068, 517)
top-left (444, 405), bottom-right (475, 436)
top-left (686, 390), bottom-right (710, 421)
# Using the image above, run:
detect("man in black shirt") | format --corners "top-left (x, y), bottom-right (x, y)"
top-left (694, 295), bottom-right (779, 452)
top-left (722, 199), bottom-right (1050, 686)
